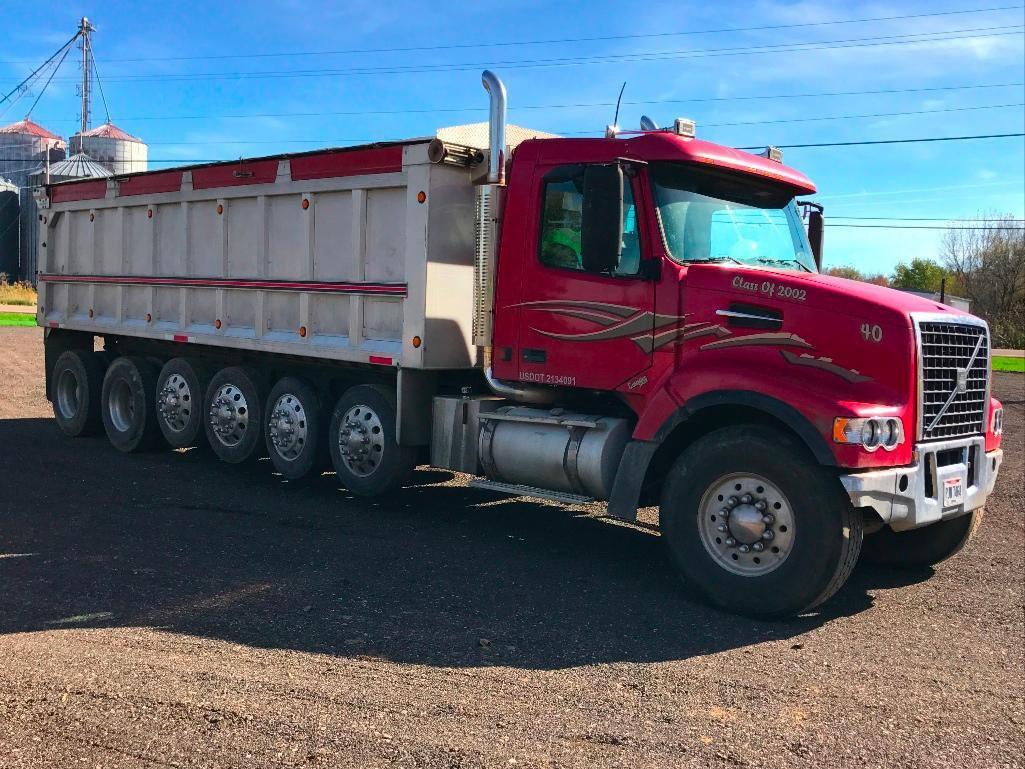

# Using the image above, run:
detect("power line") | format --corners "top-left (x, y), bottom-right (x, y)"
top-left (26, 44), bottom-right (72, 118)
top-left (704, 101), bottom-right (1025, 128)
top-left (742, 132), bottom-right (1025, 149)
top-left (32, 81), bottom-right (1025, 124)
top-left (3, 4), bottom-right (1020, 65)
top-left (829, 223), bottom-right (1025, 229)
top-left (830, 216), bottom-right (1025, 222)
top-left (18, 25), bottom-right (1025, 84)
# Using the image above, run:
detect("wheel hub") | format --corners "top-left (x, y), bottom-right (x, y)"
top-left (157, 374), bottom-right (192, 433)
top-left (337, 405), bottom-right (384, 477)
top-left (208, 385), bottom-right (248, 447)
top-left (699, 474), bottom-right (794, 576)
top-left (268, 394), bottom-right (307, 460)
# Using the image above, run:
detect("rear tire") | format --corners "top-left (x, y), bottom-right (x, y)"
top-left (861, 510), bottom-right (982, 568)
top-left (328, 384), bottom-right (416, 497)
top-left (155, 358), bottom-right (211, 448)
top-left (101, 356), bottom-right (162, 452)
top-left (51, 349), bottom-right (104, 437)
top-left (660, 425), bottom-right (863, 618)
top-left (265, 376), bottom-right (323, 481)
top-left (204, 367), bottom-right (267, 464)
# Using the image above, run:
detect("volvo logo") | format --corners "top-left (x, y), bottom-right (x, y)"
top-left (955, 367), bottom-right (969, 394)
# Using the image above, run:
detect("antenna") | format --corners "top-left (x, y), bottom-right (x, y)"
top-left (612, 81), bottom-right (627, 130)
top-left (78, 17), bottom-right (95, 134)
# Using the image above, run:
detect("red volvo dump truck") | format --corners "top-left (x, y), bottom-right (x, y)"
top-left (35, 71), bottom-right (1004, 617)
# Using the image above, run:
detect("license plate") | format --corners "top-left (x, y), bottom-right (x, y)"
top-left (943, 477), bottom-right (965, 508)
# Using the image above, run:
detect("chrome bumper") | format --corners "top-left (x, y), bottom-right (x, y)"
top-left (839, 436), bottom-right (1002, 532)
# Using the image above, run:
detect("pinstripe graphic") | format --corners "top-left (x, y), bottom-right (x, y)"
top-left (37, 273), bottom-right (407, 297)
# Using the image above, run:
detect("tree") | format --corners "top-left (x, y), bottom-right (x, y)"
top-left (890, 258), bottom-right (947, 293)
top-left (824, 266), bottom-right (890, 287)
top-left (940, 213), bottom-right (1025, 348)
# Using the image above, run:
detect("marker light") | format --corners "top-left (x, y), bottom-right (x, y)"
top-left (763, 146), bottom-right (784, 163)
top-left (673, 118), bottom-right (696, 138)
top-left (833, 417), bottom-right (904, 452)
top-left (992, 407), bottom-right (1003, 435)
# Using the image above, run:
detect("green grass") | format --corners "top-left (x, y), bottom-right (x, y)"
top-left (0, 311), bottom-right (36, 327)
top-left (993, 355), bottom-right (1025, 373)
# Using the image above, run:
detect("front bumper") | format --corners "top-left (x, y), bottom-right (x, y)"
top-left (839, 436), bottom-right (1002, 532)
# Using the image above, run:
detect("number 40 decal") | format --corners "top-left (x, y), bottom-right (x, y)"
top-left (861, 322), bottom-right (883, 343)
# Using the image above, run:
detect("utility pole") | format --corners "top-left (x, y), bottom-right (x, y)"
top-left (78, 17), bottom-right (95, 135)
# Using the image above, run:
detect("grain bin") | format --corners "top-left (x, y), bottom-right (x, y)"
top-left (0, 177), bottom-right (19, 281)
top-left (0, 118), bottom-right (67, 282)
top-left (70, 122), bottom-right (147, 175)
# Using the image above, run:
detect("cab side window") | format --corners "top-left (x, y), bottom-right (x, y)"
top-left (539, 164), bottom-right (640, 276)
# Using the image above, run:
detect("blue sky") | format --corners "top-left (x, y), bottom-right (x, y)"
top-left (2, 0), bottom-right (1023, 275)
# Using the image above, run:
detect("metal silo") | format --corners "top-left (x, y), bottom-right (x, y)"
top-left (0, 118), bottom-right (67, 282)
top-left (0, 177), bottom-right (20, 282)
top-left (36, 152), bottom-right (112, 183)
top-left (70, 122), bottom-right (147, 176)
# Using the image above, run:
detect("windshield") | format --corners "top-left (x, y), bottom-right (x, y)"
top-left (650, 162), bottom-right (817, 273)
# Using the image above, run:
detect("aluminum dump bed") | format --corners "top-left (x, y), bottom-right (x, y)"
top-left (37, 140), bottom-right (481, 369)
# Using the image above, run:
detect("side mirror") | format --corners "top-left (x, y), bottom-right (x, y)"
top-left (799, 201), bottom-right (824, 270)
top-left (581, 164), bottom-right (624, 273)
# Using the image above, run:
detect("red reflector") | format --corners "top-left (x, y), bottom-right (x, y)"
top-left (368, 355), bottom-right (393, 365)
top-left (173, 334), bottom-right (189, 343)
top-left (48, 321), bottom-right (59, 328)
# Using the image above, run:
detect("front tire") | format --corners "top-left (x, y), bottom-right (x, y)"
top-left (660, 425), bottom-right (863, 618)
top-left (328, 384), bottom-right (416, 497)
top-left (51, 349), bottom-right (104, 437)
top-left (861, 510), bottom-right (982, 568)
top-left (204, 367), bottom-right (267, 464)
top-left (101, 356), bottom-right (162, 452)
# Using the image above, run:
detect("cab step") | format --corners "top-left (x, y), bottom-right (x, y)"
top-left (467, 478), bottom-right (595, 506)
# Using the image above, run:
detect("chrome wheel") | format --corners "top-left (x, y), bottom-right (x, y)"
top-left (108, 378), bottom-right (135, 434)
top-left (56, 368), bottom-right (82, 421)
top-left (336, 403), bottom-right (384, 478)
top-left (208, 384), bottom-right (249, 448)
top-left (698, 472), bottom-right (795, 577)
top-left (267, 392), bottom-right (308, 461)
top-left (157, 373), bottom-right (192, 434)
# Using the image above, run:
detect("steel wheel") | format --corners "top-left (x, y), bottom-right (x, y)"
top-left (56, 367), bottom-right (83, 421)
top-left (697, 473), bottom-right (796, 577)
top-left (157, 373), bottom-right (193, 434)
top-left (336, 403), bottom-right (386, 478)
top-left (107, 378), bottom-right (136, 434)
top-left (208, 383), bottom-right (250, 448)
top-left (268, 392), bottom-right (309, 461)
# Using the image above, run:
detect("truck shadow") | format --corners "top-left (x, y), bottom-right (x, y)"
top-left (0, 417), bottom-right (931, 670)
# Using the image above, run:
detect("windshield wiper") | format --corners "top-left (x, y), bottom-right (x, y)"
top-left (755, 257), bottom-right (813, 273)
top-left (689, 256), bottom-right (743, 265)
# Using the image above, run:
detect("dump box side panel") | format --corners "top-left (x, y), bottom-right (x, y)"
top-left (37, 144), bottom-right (478, 370)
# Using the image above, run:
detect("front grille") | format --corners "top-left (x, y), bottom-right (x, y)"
top-left (918, 320), bottom-right (989, 440)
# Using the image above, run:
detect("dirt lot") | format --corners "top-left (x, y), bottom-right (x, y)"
top-left (0, 326), bottom-right (1022, 768)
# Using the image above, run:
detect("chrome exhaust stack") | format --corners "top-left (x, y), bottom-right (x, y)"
top-left (475, 70), bottom-right (558, 405)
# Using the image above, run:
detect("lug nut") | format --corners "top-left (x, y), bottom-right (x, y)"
top-left (739, 544), bottom-right (750, 553)
top-left (717, 523), bottom-right (728, 533)
top-left (752, 542), bottom-right (764, 552)
top-left (727, 496), bottom-right (739, 507)
top-left (740, 494), bottom-right (753, 504)
top-left (762, 530), bottom-right (774, 541)
top-left (719, 508), bottom-right (730, 518)
top-left (762, 514), bottom-right (775, 525)
top-left (725, 537), bottom-right (736, 547)
top-left (755, 500), bottom-right (767, 511)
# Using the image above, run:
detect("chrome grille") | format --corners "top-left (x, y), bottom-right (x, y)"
top-left (917, 319), bottom-right (989, 441)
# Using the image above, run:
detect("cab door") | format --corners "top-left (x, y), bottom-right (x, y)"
top-left (504, 161), bottom-right (656, 391)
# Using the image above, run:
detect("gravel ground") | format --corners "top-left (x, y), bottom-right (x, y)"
top-left (0, 326), bottom-right (1022, 768)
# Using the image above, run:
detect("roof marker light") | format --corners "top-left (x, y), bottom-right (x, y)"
top-left (763, 146), bottom-right (784, 163)
top-left (605, 124), bottom-right (619, 139)
top-left (673, 118), bottom-right (696, 138)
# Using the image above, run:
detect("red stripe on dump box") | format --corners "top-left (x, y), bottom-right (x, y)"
top-left (368, 355), bottom-right (393, 365)
top-left (38, 274), bottom-right (407, 297)
top-left (290, 146), bottom-right (404, 181)
top-left (118, 170), bottom-right (184, 197)
top-left (191, 159), bottom-right (280, 190)
top-left (49, 179), bottom-right (108, 204)
top-left (173, 334), bottom-right (189, 343)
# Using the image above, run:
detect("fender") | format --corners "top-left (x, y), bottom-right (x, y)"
top-left (607, 389), bottom-right (835, 521)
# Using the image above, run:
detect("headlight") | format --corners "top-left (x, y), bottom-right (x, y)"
top-left (834, 416), bottom-right (904, 452)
